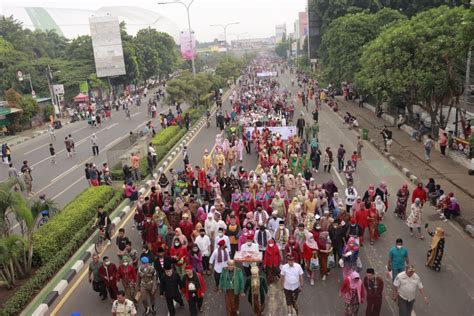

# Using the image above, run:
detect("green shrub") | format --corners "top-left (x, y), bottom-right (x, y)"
top-left (1, 189), bottom-right (123, 316)
top-left (32, 186), bottom-right (117, 266)
top-left (150, 126), bottom-right (180, 146)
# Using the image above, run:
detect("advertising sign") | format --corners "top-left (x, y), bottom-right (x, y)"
top-left (180, 30), bottom-right (196, 61)
top-left (89, 16), bottom-right (126, 77)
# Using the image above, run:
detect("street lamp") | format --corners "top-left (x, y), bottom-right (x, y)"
top-left (209, 22), bottom-right (239, 58)
top-left (158, 0), bottom-right (196, 75)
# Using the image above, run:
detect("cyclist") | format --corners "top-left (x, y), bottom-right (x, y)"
top-left (93, 206), bottom-right (112, 246)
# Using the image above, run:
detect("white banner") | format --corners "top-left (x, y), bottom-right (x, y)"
top-left (256, 71), bottom-right (277, 77)
top-left (245, 126), bottom-right (297, 140)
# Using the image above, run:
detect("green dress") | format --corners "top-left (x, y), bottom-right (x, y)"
top-left (244, 273), bottom-right (268, 315)
top-left (219, 267), bottom-right (245, 294)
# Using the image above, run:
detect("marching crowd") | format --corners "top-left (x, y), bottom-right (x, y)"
top-left (87, 58), bottom-right (456, 316)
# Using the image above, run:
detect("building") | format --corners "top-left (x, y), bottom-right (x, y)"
top-left (275, 24), bottom-right (287, 42)
top-left (294, 19), bottom-right (300, 40)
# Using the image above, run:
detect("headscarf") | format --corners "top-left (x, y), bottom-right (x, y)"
top-left (430, 227), bottom-right (444, 250)
top-left (345, 237), bottom-right (359, 252)
top-left (349, 271), bottom-right (363, 303)
top-left (305, 235), bottom-right (319, 250)
top-left (264, 239), bottom-right (281, 267)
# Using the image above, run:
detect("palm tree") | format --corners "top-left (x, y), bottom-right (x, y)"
top-left (11, 192), bottom-right (35, 274)
top-left (0, 235), bottom-right (24, 289)
top-left (0, 179), bottom-right (24, 237)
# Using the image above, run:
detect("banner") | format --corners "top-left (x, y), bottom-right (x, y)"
top-left (180, 31), bottom-right (196, 61)
top-left (245, 126), bottom-right (297, 140)
top-left (256, 71), bottom-right (277, 77)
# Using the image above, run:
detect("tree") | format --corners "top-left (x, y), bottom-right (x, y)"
top-left (356, 6), bottom-right (471, 134)
top-left (320, 8), bottom-right (406, 85)
top-left (0, 235), bottom-right (24, 289)
top-left (275, 40), bottom-right (290, 59)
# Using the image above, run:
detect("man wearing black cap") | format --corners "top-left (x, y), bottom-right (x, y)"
top-left (160, 264), bottom-right (185, 316)
top-left (154, 247), bottom-right (177, 281)
top-left (363, 268), bottom-right (384, 316)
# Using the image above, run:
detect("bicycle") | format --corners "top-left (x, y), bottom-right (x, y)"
top-left (94, 223), bottom-right (116, 253)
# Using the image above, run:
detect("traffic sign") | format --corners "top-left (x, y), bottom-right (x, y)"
top-left (31, 90), bottom-right (36, 98)
top-left (53, 84), bottom-right (64, 95)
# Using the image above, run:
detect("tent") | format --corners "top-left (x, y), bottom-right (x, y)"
top-left (73, 93), bottom-right (89, 103)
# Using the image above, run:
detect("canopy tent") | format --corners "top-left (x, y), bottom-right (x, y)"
top-left (73, 93), bottom-right (89, 103)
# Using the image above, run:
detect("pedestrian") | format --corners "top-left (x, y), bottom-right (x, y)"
top-left (65, 136), bottom-right (72, 158)
top-left (296, 114), bottom-right (305, 138)
top-left (280, 255), bottom-right (304, 316)
top-left (88, 253), bottom-right (107, 300)
top-left (148, 142), bottom-right (157, 165)
top-left (339, 271), bottom-right (365, 316)
top-left (185, 112), bottom-right (190, 131)
top-left (130, 152), bottom-right (141, 181)
top-left (116, 256), bottom-right (137, 300)
top-left (49, 143), bottom-right (56, 164)
top-left (98, 256), bottom-right (119, 302)
top-left (7, 163), bottom-right (19, 179)
top-left (425, 227), bottom-right (445, 272)
top-left (423, 135), bottom-right (434, 162)
top-left (323, 147), bottom-right (333, 173)
top-left (387, 238), bottom-right (410, 283)
top-left (209, 239), bottom-right (230, 290)
top-left (147, 152), bottom-right (154, 174)
top-left (21, 160), bottom-right (33, 195)
top-left (406, 198), bottom-right (424, 240)
top-left (111, 290), bottom-right (137, 316)
top-left (244, 265), bottom-right (268, 316)
top-left (263, 239), bottom-right (281, 284)
top-left (439, 132), bottom-right (448, 157)
top-left (49, 124), bottom-right (56, 142)
top-left (356, 136), bottom-right (363, 159)
top-left (392, 265), bottom-right (428, 316)
top-left (160, 263), bottom-right (185, 316)
top-left (381, 126), bottom-right (392, 152)
top-left (219, 259), bottom-right (245, 316)
top-left (363, 268), bottom-right (384, 316)
top-left (136, 256), bottom-right (157, 315)
top-left (68, 134), bottom-right (76, 154)
top-left (183, 146), bottom-right (189, 169)
top-left (336, 144), bottom-right (346, 173)
top-left (91, 133), bottom-right (99, 156)
top-left (181, 264), bottom-right (206, 315)
top-left (85, 163), bottom-right (91, 186)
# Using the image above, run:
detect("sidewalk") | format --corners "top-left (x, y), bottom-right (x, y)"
top-left (335, 97), bottom-right (474, 233)
top-left (0, 118), bottom-right (71, 147)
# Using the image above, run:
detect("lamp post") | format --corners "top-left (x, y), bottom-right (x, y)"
top-left (210, 22), bottom-right (239, 59)
top-left (158, 0), bottom-right (196, 75)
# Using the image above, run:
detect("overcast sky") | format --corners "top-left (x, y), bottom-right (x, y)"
top-left (3, 0), bottom-right (308, 41)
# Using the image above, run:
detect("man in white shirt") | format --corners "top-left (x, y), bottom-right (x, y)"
top-left (209, 239), bottom-right (230, 290)
top-left (392, 265), bottom-right (428, 316)
top-left (112, 290), bottom-right (137, 316)
top-left (267, 211), bottom-right (281, 236)
top-left (195, 228), bottom-right (211, 275)
top-left (254, 224), bottom-right (272, 252)
top-left (148, 142), bottom-right (157, 165)
top-left (240, 234), bottom-right (259, 276)
top-left (280, 255), bottom-right (304, 316)
top-left (214, 227), bottom-right (230, 250)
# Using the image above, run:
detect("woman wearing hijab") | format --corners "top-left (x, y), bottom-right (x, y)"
top-left (284, 235), bottom-right (302, 265)
top-left (362, 184), bottom-right (376, 204)
top-left (263, 239), bottom-right (281, 284)
top-left (407, 198), bottom-right (424, 240)
top-left (374, 196), bottom-right (386, 220)
top-left (287, 197), bottom-right (299, 230)
top-left (426, 227), bottom-right (445, 272)
top-left (367, 201), bottom-right (380, 245)
top-left (375, 182), bottom-right (389, 210)
top-left (188, 243), bottom-right (203, 273)
top-left (395, 184), bottom-right (410, 220)
top-left (170, 237), bottom-right (188, 277)
top-left (303, 235), bottom-right (319, 286)
top-left (317, 231), bottom-right (333, 281)
top-left (340, 271), bottom-right (365, 316)
top-left (270, 192), bottom-right (286, 219)
top-left (342, 237), bottom-right (359, 278)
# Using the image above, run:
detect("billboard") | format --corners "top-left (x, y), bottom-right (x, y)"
top-left (89, 16), bottom-right (126, 77)
top-left (180, 31), bottom-right (196, 61)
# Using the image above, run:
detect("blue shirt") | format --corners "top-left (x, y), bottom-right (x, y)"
top-left (389, 246), bottom-right (408, 269)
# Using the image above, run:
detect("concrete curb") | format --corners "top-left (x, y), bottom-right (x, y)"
top-left (28, 96), bottom-right (226, 315)
top-left (335, 109), bottom-right (473, 236)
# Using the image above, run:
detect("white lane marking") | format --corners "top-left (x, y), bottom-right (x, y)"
top-left (50, 164), bottom-right (80, 183)
top-left (332, 166), bottom-right (345, 185)
top-left (131, 112), bottom-right (142, 118)
top-left (23, 125), bottom-right (90, 155)
top-left (51, 176), bottom-right (85, 200)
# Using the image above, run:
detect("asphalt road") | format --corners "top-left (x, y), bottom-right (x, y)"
top-left (1, 91), bottom-right (167, 233)
top-left (48, 70), bottom-right (474, 316)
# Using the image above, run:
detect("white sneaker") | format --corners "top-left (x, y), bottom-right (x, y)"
top-left (322, 275), bottom-right (326, 281)
top-left (310, 279), bottom-right (314, 286)
top-left (107, 240), bottom-right (111, 246)
top-left (443, 219), bottom-right (448, 222)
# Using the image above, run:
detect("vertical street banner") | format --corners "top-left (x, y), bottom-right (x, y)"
top-left (180, 31), bottom-right (196, 61)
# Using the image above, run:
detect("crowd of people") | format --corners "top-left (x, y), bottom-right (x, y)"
top-left (83, 58), bottom-right (457, 316)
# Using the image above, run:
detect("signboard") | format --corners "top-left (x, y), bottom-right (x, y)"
top-left (256, 71), bottom-right (277, 77)
top-left (17, 70), bottom-right (23, 81)
top-left (31, 90), bottom-right (36, 98)
top-left (180, 30), bottom-right (196, 61)
top-left (53, 84), bottom-right (64, 95)
top-left (245, 126), bottom-right (297, 140)
top-left (89, 16), bottom-right (126, 77)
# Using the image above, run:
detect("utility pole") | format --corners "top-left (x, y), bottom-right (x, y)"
top-left (210, 22), bottom-right (240, 61)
